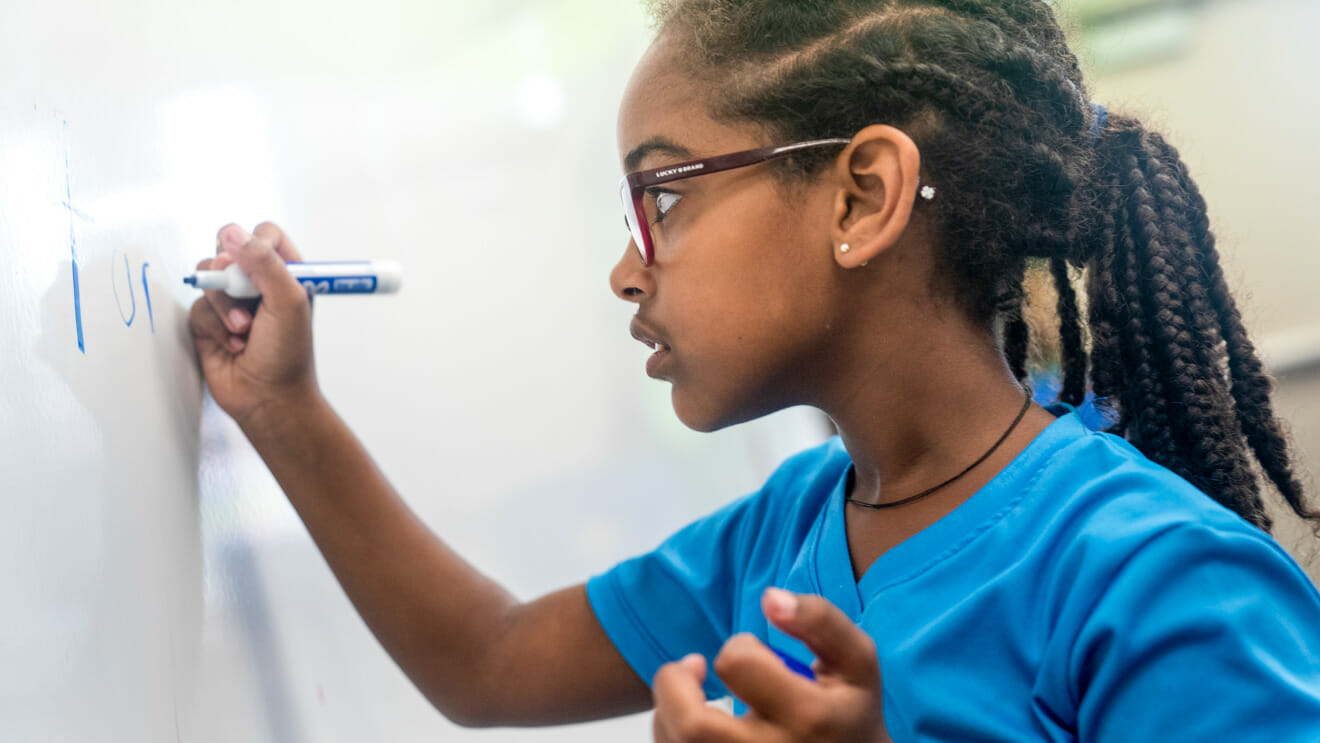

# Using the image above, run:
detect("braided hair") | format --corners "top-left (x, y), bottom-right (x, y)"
top-left (646, 0), bottom-right (1317, 532)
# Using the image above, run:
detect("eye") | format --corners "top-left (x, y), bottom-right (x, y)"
top-left (647, 188), bottom-right (682, 223)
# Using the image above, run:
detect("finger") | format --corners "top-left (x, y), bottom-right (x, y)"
top-left (653, 655), bottom-right (771, 743)
top-left (230, 227), bottom-right (308, 315)
top-left (712, 634), bottom-right (817, 725)
top-left (762, 589), bottom-right (879, 688)
top-left (197, 256), bottom-right (252, 335)
top-left (189, 296), bottom-right (244, 356)
top-left (653, 654), bottom-right (709, 721)
top-left (253, 221), bottom-right (304, 262)
top-left (653, 655), bottom-right (710, 743)
top-left (216, 222), bottom-right (249, 258)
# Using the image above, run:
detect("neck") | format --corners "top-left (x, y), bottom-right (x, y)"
top-left (820, 315), bottom-right (1053, 510)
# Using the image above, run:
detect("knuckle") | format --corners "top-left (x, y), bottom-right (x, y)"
top-left (204, 289), bottom-right (233, 309)
top-left (800, 707), bottom-right (836, 739)
top-left (253, 222), bottom-right (285, 244)
top-left (187, 299), bottom-right (207, 326)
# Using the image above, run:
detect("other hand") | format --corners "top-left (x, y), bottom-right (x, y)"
top-left (652, 588), bottom-right (892, 743)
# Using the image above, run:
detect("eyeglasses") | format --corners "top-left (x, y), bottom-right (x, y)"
top-left (619, 138), bottom-right (850, 266)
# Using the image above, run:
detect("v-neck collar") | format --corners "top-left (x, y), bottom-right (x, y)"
top-left (764, 407), bottom-right (1084, 666)
top-left (840, 406), bottom-right (1082, 609)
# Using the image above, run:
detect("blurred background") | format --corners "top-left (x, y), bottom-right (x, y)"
top-left (0, 0), bottom-right (1315, 741)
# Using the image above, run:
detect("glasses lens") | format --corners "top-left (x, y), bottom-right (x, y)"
top-left (619, 181), bottom-right (648, 264)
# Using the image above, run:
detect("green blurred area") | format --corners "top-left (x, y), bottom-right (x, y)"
top-left (1065, 0), bottom-right (1189, 26)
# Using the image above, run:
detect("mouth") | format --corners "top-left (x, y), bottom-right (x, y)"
top-left (630, 319), bottom-right (672, 375)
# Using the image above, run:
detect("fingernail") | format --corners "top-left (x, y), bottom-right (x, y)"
top-left (228, 336), bottom-right (245, 352)
top-left (765, 587), bottom-right (798, 620)
top-left (223, 226), bottom-right (250, 251)
top-left (229, 309), bottom-right (248, 330)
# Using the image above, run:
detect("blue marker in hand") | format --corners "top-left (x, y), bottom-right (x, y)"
top-left (184, 261), bottom-right (402, 298)
top-left (772, 647), bottom-right (816, 681)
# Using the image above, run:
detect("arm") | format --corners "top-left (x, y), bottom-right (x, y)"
top-left (190, 223), bottom-right (651, 727)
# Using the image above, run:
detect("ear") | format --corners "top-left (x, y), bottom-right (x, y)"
top-left (830, 125), bottom-right (923, 269)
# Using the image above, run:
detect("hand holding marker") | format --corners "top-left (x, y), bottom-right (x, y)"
top-left (184, 260), bottom-right (403, 298)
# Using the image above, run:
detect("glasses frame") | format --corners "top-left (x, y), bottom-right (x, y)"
top-left (619, 137), bottom-right (851, 266)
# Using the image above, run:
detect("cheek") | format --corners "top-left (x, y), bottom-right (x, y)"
top-left (677, 190), bottom-right (831, 326)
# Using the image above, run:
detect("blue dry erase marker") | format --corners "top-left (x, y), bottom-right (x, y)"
top-left (772, 647), bottom-right (816, 681)
top-left (183, 261), bottom-right (403, 299)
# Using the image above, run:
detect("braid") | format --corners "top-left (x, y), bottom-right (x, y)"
top-left (1004, 291), bottom-right (1030, 383)
top-left (1149, 135), bottom-right (1316, 520)
top-left (1112, 125), bottom-right (1266, 522)
top-left (1050, 257), bottom-right (1087, 406)
top-left (649, 0), bottom-right (1317, 531)
top-left (1112, 176), bottom-right (1181, 467)
top-left (1084, 167), bottom-right (1126, 424)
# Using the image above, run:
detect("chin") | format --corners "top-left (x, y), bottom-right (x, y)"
top-left (670, 386), bottom-right (774, 434)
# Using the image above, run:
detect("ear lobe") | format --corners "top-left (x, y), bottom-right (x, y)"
top-left (829, 125), bottom-right (922, 269)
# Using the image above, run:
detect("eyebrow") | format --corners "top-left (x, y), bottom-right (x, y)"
top-left (624, 136), bottom-right (695, 173)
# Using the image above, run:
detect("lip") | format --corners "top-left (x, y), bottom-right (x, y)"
top-left (629, 317), bottom-right (672, 377)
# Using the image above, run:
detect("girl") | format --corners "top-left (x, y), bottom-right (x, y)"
top-left (188, 1), bottom-right (1320, 740)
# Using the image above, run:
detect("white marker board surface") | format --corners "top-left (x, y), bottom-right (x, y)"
top-left (0, 2), bottom-right (832, 740)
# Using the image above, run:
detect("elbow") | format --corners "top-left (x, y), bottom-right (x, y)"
top-left (438, 706), bottom-right (499, 729)
top-left (429, 692), bottom-right (501, 728)
top-left (421, 667), bottom-right (510, 728)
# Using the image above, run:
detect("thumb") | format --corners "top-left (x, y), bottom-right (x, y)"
top-left (762, 588), bottom-right (879, 688)
top-left (225, 226), bottom-right (307, 313)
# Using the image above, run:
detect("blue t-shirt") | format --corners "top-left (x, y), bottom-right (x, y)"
top-left (586, 408), bottom-right (1320, 741)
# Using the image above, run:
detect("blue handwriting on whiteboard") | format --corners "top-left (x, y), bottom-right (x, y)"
top-left (63, 123), bottom-right (156, 352)
top-left (62, 122), bottom-right (85, 353)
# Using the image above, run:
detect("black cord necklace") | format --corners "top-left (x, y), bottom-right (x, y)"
top-left (846, 387), bottom-right (1034, 510)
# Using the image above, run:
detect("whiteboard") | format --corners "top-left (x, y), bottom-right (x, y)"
top-left (0, 1), bottom-right (833, 740)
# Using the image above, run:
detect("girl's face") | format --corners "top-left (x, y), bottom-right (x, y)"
top-left (609, 34), bottom-right (850, 432)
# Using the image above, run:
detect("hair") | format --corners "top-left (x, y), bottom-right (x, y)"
top-left (645, 0), bottom-right (1317, 532)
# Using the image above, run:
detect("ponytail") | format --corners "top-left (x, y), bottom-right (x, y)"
top-left (1080, 115), bottom-right (1316, 531)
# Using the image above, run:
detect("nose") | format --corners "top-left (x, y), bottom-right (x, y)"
top-left (609, 240), bottom-right (652, 303)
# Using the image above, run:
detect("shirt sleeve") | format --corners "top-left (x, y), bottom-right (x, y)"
top-left (1069, 522), bottom-right (1320, 742)
top-left (586, 491), bottom-right (767, 700)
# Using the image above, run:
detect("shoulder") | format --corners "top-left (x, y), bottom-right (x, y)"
top-left (1025, 421), bottom-right (1320, 648)
top-left (1022, 416), bottom-right (1320, 631)
top-left (1032, 419), bottom-right (1257, 544)
top-left (743, 435), bottom-right (850, 526)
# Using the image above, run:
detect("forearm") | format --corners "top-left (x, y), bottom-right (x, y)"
top-left (240, 393), bottom-right (520, 723)
top-left (192, 225), bottom-right (648, 724)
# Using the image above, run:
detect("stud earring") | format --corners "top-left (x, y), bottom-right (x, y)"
top-left (920, 185), bottom-right (936, 200)
top-left (840, 243), bottom-right (851, 254)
